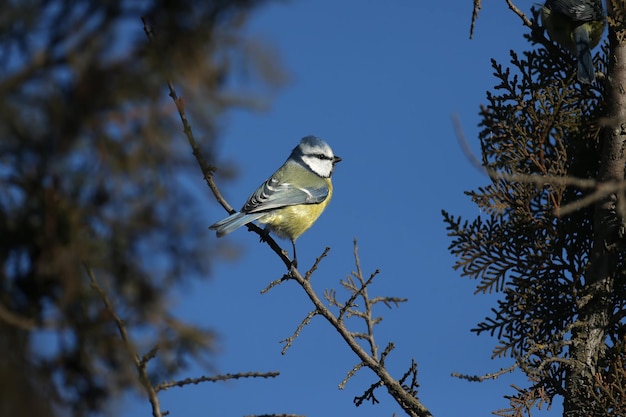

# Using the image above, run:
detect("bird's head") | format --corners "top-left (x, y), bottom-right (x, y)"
top-left (292, 135), bottom-right (342, 178)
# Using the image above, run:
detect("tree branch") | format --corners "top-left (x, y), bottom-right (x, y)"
top-left (85, 264), bottom-right (164, 417)
top-left (157, 371), bottom-right (280, 391)
top-left (141, 17), bottom-right (293, 270)
top-left (283, 241), bottom-right (432, 417)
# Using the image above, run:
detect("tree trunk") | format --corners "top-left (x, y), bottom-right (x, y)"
top-left (564, 11), bottom-right (626, 416)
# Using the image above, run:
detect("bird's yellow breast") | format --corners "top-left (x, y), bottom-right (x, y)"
top-left (258, 178), bottom-right (333, 241)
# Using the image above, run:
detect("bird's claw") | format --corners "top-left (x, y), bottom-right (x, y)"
top-left (258, 228), bottom-right (271, 243)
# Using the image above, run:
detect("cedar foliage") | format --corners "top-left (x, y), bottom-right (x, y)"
top-left (443, 7), bottom-right (626, 416)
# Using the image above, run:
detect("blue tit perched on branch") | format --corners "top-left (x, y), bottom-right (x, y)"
top-left (210, 136), bottom-right (341, 266)
top-left (541, 0), bottom-right (605, 84)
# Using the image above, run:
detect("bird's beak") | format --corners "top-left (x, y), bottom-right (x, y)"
top-left (333, 156), bottom-right (342, 164)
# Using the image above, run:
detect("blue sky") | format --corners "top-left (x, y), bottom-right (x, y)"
top-left (124, 1), bottom-right (558, 416)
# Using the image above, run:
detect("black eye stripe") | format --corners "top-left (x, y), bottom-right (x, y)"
top-left (306, 153), bottom-right (331, 160)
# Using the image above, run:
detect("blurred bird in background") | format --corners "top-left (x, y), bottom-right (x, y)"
top-left (541, 0), bottom-right (605, 84)
top-left (210, 136), bottom-right (341, 267)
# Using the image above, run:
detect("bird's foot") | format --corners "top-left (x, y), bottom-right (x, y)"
top-left (258, 228), bottom-right (271, 243)
top-left (288, 259), bottom-right (298, 276)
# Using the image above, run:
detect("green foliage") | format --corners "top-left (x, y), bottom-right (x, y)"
top-left (442, 11), bottom-right (626, 415)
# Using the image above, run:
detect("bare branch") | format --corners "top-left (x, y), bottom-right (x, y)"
top-left (470, 0), bottom-right (533, 40)
top-left (0, 302), bottom-right (44, 330)
top-left (469, 0), bottom-right (482, 39)
top-left (280, 309), bottom-right (320, 355)
top-left (505, 0), bottom-right (533, 28)
top-left (142, 17), bottom-right (294, 270)
top-left (339, 361), bottom-right (366, 390)
top-left (85, 264), bottom-right (164, 417)
top-left (452, 365), bottom-right (518, 382)
top-left (157, 371), bottom-right (280, 392)
top-left (354, 380), bottom-right (384, 406)
top-left (281, 241), bottom-right (432, 417)
top-left (305, 246), bottom-right (331, 281)
top-left (246, 414), bottom-right (305, 417)
top-left (261, 273), bottom-right (293, 294)
top-left (398, 359), bottom-right (420, 397)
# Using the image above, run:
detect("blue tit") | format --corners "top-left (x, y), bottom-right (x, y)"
top-left (210, 135), bottom-right (341, 266)
top-left (541, 0), bottom-right (605, 84)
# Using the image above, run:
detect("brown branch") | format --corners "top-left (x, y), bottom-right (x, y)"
top-left (304, 246), bottom-right (331, 280)
top-left (141, 17), bottom-right (293, 270)
top-left (0, 302), bottom-right (46, 330)
top-left (353, 244), bottom-right (380, 359)
top-left (469, 0), bottom-right (533, 40)
top-left (505, 0), bottom-right (533, 28)
top-left (339, 361), bottom-right (366, 390)
top-left (157, 371), bottom-right (280, 392)
top-left (470, 0), bottom-right (482, 39)
top-left (141, 17), bottom-right (219, 203)
top-left (284, 242), bottom-right (432, 417)
top-left (85, 264), bottom-right (164, 417)
top-left (280, 310), bottom-right (319, 355)
top-left (246, 414), bottom-right (305, 417)
top-left (452, 364), bottom-right (518, 382)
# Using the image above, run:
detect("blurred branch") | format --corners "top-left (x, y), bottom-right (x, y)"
top-left (88, 263), bottom-right (276, 414)
top-left (0, 303), bottom-right (53, 330)
top-left (0, 51), bottom-right (55, 93)
top-left (85, 263), bottom-right (165, 417)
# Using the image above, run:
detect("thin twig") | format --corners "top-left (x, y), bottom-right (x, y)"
top-left (260, 274), bottom-right (293, 294)
top-left (285, 247), bottom-right (432, 417)
top-left (505, 0), bottom-right (533, 28)
top-left (470, 0), bottom-right (532, 40)
top-left (280, 310), bottom-right (319, 354)
top-left (452, 364), bottom-right (518, 382)
top-left (141, 17), bottom-right (292, 270)
top-left (304, 247), bottom-right (331, 281)
top-left (245, 414), bottom-right (305, 417)
top-left (85, 264), bottom-right (164, 417)
top-left (339, 361), bottom-right (366, 390)
top-left (470, 0), bottom-right (482, 39)
top-left (0, 302), bottom-right (42, 330)
top-left (157, 371), bottom-right (280, 392)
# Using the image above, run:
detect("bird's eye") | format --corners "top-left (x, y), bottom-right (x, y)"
top-left (316, 153), bottom-right (327, 160)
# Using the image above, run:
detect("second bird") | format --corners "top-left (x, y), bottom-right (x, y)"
top-left (210, 135), bottom-right (341, 267)
top-left (542, 0), bottom-right (605, 84)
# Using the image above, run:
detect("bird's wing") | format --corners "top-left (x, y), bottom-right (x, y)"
top-left (241, 175), bottom-right (329, 213)
top-left (545, 0), bottom-right (603, 21)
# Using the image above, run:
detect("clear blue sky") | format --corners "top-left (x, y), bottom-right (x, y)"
top-left (124, 1), bottom-right (558, 416)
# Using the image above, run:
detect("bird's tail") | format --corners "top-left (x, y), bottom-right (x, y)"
top-left (574, 25), bottom-right (594, 84)
top-left (209, 211), bottom-right (266, 237)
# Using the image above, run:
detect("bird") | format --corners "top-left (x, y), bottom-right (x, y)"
top-left (210, 135), bottom-right (342, 267)
top-left (541, 0), bottom-right (605, 84)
